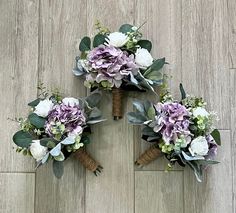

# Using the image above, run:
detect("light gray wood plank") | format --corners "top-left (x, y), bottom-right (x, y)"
top-left (0, 0), bottom-right (38, 172)
top-left (181, 0), bottom-right (230, 129)
top-left (183, 130), bottom-right (233, 213)
top-left (230, 70), bottom-right (236, 213)
top-left (85, 1), bottom-right (135, 212)
top-left (0, 173), bottom-right (35, 213)
top-left (35, 1), bottom-right (87, 212)
top-left (228, 0), bottom-right (236, 68)
top-left (134, 0), bottom-right (183, 171)
top-left (135, 171), bottom-right (184, 213)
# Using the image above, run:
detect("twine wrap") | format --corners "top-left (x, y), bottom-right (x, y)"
top-left (112, 87), bottom-right (123, 120)
top-left (75, 148), bottom-right (102, 175)
top-left (135, 145), bottom-right (163, 166)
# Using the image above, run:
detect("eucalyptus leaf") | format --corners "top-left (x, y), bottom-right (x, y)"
top-left (81, 135), bottom-right (90, 144)
top-left (79, 36), bottom-right (91, 52)
top-left (93, 34), bottom-right (106, 47)
top-left (179, 83), bottom-right (186, 100)
top-left (147, 136), bottom-right (160, 142)
top-left (142, 126), bottom-right (157, 137)
top-left (147, 106), bottom-right (155, 120)
top-left (53, 160), bottom-right (64, 179)
top-left (28, 113), bottom-right (46, 129)
top-left (40, 138), bottom-right (54, 147)
top-left (28, 98), bottom-right (40, 107)
top-left (119, 24), bottom-right (134, 34)
top-left (211, 129), bottom-right (221, 146)
top-left (127, 112), bottom-right (147, 125)
top-left (13, 130), bottom-right (32, 148)
top-left (137, 40), bottom-right (152, 52)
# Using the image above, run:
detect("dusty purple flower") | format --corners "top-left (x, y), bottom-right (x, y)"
top-left (45, 102), bottom-right (86, 137)
top-left (151, 102), bottom-right (191, 144)
top-left (87, 45), bottom-right (138, 88)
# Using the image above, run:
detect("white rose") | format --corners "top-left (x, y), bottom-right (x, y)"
top-left (105, 32), bottom-right (128, 47)
top-left (34, 99), bottom-right (54, 117)
top-left (135, 48), bottom-right (153, 68)
top-left (30, 140), bottom-right (48, 161)
top-left (193, 107), bottom-right (209, 117)
top-left (62, 97), bottom-right (79, 106)
top-left (189, 136), bottom-right (209, 156)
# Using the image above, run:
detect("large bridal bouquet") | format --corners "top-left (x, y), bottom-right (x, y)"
top-left (12, 86), bottom-right (105, 178)
top-left (127, 84), bottom-right (221, 182)
top-left (73, 22), bottom-right (166, 120)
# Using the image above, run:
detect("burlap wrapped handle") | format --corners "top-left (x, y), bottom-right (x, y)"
top-left (112, 87), bottom-right (123, 120)
top-left (135, 144), bottom-right (163, 166)
top-left (75, 148), bottom-right (103, 175)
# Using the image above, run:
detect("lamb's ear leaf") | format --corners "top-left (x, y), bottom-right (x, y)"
top-left (179, 83), bottom-right (186, 100)
top-left (53, 160), bottom-right (64, 179)
top-left (187, 161), bottom-right (203, 182)
top-left (13, 130), bottom-right (32, 148)
top-left (93, 34), bottom-right (106, 47)
top-left (119, 24), bottom-right (134, 34)
top-left (137, 40), bottom-right (152, 52)
top-left (127, 112), bottom-right (147, 125)
top-left (211, 129), bottom-right (221, 146)
top-left (85, 92), bottom-right (102, 108)
top-left (133, 100), bottom-right (145, 113)
top-left (79, 36), bottom-right (91, 52)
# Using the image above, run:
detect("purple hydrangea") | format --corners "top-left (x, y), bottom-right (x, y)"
top-left (87, 45), bottom-right (138, 88)
top-left (45, 103), bottom-right (86, 137)
top-left (152, 102), bottom-right (191, 144)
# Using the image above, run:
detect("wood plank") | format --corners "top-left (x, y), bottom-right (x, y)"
top-left (35, 1), bottom-right (87, 212)
top-left (230, 70), bottom-right (236, 213)
top-left (181, 0), bottom-right (230, 129)
top-left (85, 1), bottom-right (135, 212)
top-left (0, 173), bottom-right (35, 213)
top-left (183, 130), bottom-right (233, 213)
top-left (0, 0), bottom-right (38, 172)
top-left (134, 0), bottom-right (183, 171)
top-left (228, 0), bottom-right (236, 68)
top-left (135, 171), bottom-right (184, 213)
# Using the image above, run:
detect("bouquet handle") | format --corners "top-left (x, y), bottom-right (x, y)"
top-left (135, 144), bottom-right (163, 166)
top-left (75, 148), bottom-right (102, 175)
top-left (112, 87), bottom-right (123, 120)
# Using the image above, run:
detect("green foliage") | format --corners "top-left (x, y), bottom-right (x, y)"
top-left (137, 40), bottom-right (152, 52)
top-left (119, 24), bottom-right (134, 34)
top-left (179, 83), bottom-right (186, 100)
top-left (85, 92), bottom-right (102, 108)
top-left (40, 138), bottom-right (56, 148)
top-left (127, 112), bottom-right (147, 124)
top-left (95, 20), bottom-right (110, 35)
top-left (13, 130), bottom-right (32, 148)
top-left (93, 34), bottom-right (106, 47)
top-left (81, 135), bottom-right (90, 145)
top-left (79, 36), bottom-right (91, 52)
top-left (28, 98), bottom-right (40, 107)
top-left (52, 160), bottom-right (64, 179)
top-left (211, 129), bottom-right (221, 145)
top-left (28, 113), bottom-right (46, 129)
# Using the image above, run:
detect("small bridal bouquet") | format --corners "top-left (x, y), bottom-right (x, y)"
top-left (127, 84), bottom-right (221, 182)
top-left (73, 22), bottom-right (166, 120)
top-left (12, 86), bottom-right (105, 178)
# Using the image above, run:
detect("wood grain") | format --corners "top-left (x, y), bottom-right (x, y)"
top-left (85, 1), bottom-right (135, 212)
top-left (134, 0), bottom-right (183, 171)
top-left (0, 173), bottom-right (35, 213)
top-left (135, 171), bottom-right (184, 213)
top-left (0, 0), bottom-right (38, 172)
top-left (181, 0), bottom-right (230, 129)
top-left (183, 130), bottom-right (233, 213)
top-left (35, 1), bottom-right (87, 212)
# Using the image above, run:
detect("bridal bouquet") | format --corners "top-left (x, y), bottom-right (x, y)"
top-left (73, 22), bottom-right (166, 120)
top-left (12, 86), bottom-right (105, 178)
top-left (127, 84), bottom-right (221, 182)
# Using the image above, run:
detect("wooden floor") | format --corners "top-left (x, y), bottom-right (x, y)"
top-left (0, 0), bottom-right (235, 212)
